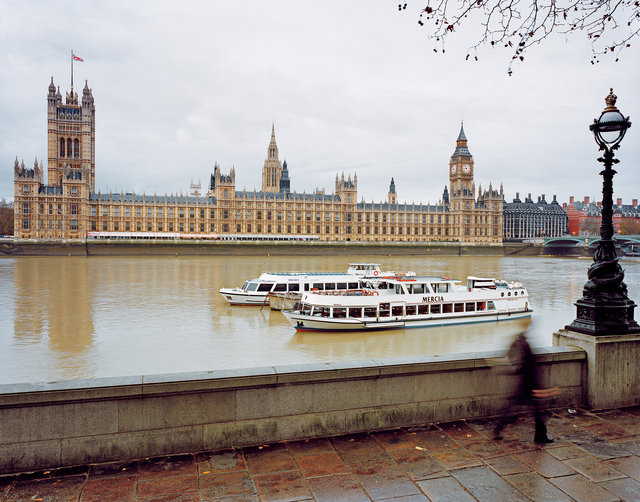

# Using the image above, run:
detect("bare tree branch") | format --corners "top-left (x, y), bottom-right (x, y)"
top-left (400, 0), bottom-right (640, 72)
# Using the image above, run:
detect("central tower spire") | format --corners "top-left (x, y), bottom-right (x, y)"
top-left (261, 123), bottom-right (283, 193)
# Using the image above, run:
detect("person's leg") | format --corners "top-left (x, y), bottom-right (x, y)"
top-left (533, 403), bottom-right (553, 443)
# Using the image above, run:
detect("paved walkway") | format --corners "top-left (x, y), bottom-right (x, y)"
top-left (2, 406), bottom-right (640, 501)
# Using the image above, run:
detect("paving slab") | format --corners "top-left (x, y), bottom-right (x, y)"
top-left (604, 454), bottom-right (640, 481)
top-left (349, 458), bottom-right (422, 500)
top-left (515, 449), bottom-right (576, 478)
top-left (599, 477), bottom-right (640, 501)
top-left (451, 465), bottom-right (528, 501)
top-left (503, 472), bottom-right (573, 501)
top-left (306, 473), bottom-right (369, 502)
top-left (387, 447), bottom-right (445, 480)
top-left (416, 476), bottom-right (477, 502)
top-left (549, 473), bottom-right (620, 502)
top-left (564, 454), bottom-right (626, 482)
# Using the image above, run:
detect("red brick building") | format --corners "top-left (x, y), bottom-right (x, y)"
top-left (563, 196), bottom-right (640, 236)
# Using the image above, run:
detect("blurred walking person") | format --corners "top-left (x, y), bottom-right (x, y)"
top-left (493, 331), bottom-right (556, 444)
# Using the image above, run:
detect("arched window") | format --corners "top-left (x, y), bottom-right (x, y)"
top-left (67, 138), bottom-right (72, 158)
top-left (59, 138), bottom-right (65, 157)
top-left (74, 139), bottom-right (80, 158)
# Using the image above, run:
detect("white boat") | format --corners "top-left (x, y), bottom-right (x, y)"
top-left (220, 270), bottom-right (370, 306)
top-left (282, 274), bottom-right (533, 331)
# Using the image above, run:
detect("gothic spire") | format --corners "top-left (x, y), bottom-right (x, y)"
top-left (457, 122), bottom-right (467, 142)
top-left (452, 122), bottom-right (471, 158)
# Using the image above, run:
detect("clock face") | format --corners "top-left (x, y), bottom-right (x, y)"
top-left (462, 164), bottom-right (471, 174)
top-left (451, 165), bottom-right (457, 174)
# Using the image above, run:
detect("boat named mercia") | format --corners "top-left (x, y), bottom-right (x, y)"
top-left (282, 274), bottom-right (532, 331)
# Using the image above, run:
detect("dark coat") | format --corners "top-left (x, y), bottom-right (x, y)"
top-left (508, 334), bottom-right (538, 404)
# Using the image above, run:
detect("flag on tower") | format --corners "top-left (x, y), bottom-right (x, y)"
top-left (73, 54), bottom-right (84, 62)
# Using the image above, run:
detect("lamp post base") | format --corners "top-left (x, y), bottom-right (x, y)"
top-left (567, 297), bottom-right (640, 336)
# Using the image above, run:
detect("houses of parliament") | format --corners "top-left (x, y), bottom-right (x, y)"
top-left (13, 77), bottom-right (504, 243)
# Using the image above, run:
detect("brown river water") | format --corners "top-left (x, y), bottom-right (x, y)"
top-left (1, 254), bottom-right (639, 384)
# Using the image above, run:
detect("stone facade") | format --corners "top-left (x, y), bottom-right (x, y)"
top-left (13, 79), bottom-right (503, 243)
top-left (503, 193), bottom-right (568, 240)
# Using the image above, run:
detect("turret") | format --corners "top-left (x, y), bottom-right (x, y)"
top-left (388, 178), bottom-right (397, 204)
top-left (279, 159), bottom-right (291, 194)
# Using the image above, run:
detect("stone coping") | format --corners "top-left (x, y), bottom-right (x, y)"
top-left (0, 347), bottom-right (585, 408)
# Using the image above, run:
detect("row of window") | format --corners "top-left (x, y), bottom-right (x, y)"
top-left (301, 301), bottom-right (497, 318)
top-left (59, 138), bottom-right (81, 158)
top-left (84, 221), bottom-right (463, 236)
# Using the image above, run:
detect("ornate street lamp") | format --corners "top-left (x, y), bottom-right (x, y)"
top-left (568, 89), bottom-right (640, 335)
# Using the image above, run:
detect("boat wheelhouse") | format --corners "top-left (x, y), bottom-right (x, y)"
top-left (282, 274), bottom-right (532, 331)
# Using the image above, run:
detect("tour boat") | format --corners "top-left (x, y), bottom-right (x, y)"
top-left (219, 264), bottom-right (392, 306)
top-left (282, 274), bottom-right (533, 331)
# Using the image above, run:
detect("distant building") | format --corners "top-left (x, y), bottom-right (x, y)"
top-left (13, 77), bottom-right (504, 243)
top-left (503, 193), bottom-right (568, 240)
top-left (564, 196), bottom-right (640, 236)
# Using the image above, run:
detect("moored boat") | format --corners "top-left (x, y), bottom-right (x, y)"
top-left (282, 274), bottom-right (532, 331)
top-left (220, 270), bottom-right (372, 306)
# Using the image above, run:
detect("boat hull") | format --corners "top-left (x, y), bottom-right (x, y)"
top-left (219, 289), bottom-right (269, 306)
top-left (282, 309), bottom-right (533, 332)
top-left (268, 292), bottom-right (302, 311)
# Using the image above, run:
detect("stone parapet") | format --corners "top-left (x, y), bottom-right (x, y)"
top-left (554, 328), bottom-right (640, 409)
top-left (0, 348), bottom-right (585, 474)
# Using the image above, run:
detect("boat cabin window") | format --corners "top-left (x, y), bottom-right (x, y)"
top-left (273, 283), bottom-right (287, 292)
top-left (348, 282), bottom-right (359, 289)
top-left (417, 304), bottom-right (428, 315)
top-left (431, 304), bottom-right (441, 314)
top-left (288, 284), bottom-right (300, 292)
top-left (392, 305), bottom-right (403, 316)
top-left (304, 283), bottom-right (310, 291)
top-left (442, 303), bottom-right (453, 314)
top-left (465, 302), bottom-right (475, 312)
top-left (411, 284), bottom-right (426, 294)
top-left (348, 307), bottom-right (362, 318)
top-left (364, 307), bottom-right (377, 318)
top-left (246, 282), bottom-right (258, 292)
top-left (406, 305), bottom-right (417, 316)
top-left (477, 302), bottom-right (486, 311)
top-left (395, 285), bottom-right (405, 294)
top-left (302, 304), bottom-right (312, 315)
top-left (333, 307), bottom-right (347, 318)
top-left (242, 282), bottom-right (249, 290)
top-left (336, 282), bottom-right (347, 290)
top-left (312, 306), bottom-right (330, 317)
top-left (454, 303), bottom-right (464, 313)
top-left (432, 283), bottom-right (449, 293)
top-left (257, 283), bottom-right (273, 292)
top-left (312, 283), bottom-right (324, 290)
top-left (325, 283), bottom-right (336, 290)
top-left (379, 303), bottom-right (390, 317)
top-left (487, 301), bottom-right (496, 311)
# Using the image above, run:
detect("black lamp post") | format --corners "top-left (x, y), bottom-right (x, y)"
top-left (568, 89), bottom-right (640, 335)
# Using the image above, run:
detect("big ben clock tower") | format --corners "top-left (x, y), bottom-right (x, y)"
top-left (449, 123), bottom-right (476, 240)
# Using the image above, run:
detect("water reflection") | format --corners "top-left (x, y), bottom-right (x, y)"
top-left (12, 257), bottom-right (95, 380)
top-left (0, 254), bottom-right (638, 384)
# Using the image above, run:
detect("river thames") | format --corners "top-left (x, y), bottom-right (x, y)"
top-left (1, 254), bottom-right (639, 384)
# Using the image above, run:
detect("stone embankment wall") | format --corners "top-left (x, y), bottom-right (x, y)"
top-left (0, 239), bottom-right (545, 256)
top-left (0, 348), bottom-right (585, 474)
top-left (0, 238), bottom-right (591, 257)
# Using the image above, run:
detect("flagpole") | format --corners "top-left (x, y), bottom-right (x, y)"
top-left (71, 49), bottom-right (74, 89)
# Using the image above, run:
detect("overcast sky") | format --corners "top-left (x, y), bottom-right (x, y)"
top-left (1, 0), bottom-right (639, 206)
